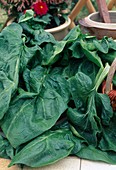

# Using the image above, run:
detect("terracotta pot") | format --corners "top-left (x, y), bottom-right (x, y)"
top-left (79, 11), bottom-right (116, 39)
top-left (45, 17), bottom-right (71, 41)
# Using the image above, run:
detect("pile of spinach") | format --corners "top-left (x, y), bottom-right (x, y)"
top-left (0, 23), bottom-right (116, 168)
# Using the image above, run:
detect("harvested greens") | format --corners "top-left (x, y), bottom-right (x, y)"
top-left (0, 23), bottom-right (116, 168)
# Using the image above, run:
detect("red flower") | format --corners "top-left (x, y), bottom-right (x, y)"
top-left (33, 1), bottom-right (48, 16)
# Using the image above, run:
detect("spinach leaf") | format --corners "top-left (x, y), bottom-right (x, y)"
top-left (1, 89), bottom-right (67, 148)
top-left (0, 134), bottom-right (14, 159)
top-left (9, 129), bottom-right (74, 168)
top-left (64, 26), bottom-right (81, 42)
top-left (0, 23), bottom-right (22, 119)
top-left (41, 41), bottom-right (66, 65)
top-left (69, 41), bottom-right (84, 59)
top-left (23, 66), bottom-right (47, 93)
top-left (44, 67), bottom-right (70, 103)
top-left (20, 45), bottom-right (38, 72)
top-left (31, 30), bottom-right (56, 45)
top-left (80, 40), bottom-right (103, 68)
top-left (93, 37), bottom-right (109, 54)
top-left (67, 65), bottom-right (111, 146)
top-left (99, 113), bottom-right (116, 152)
top-left (95, 93), bottom-right (113, 126)
top-left (76, 144), bottom-right (116, 164)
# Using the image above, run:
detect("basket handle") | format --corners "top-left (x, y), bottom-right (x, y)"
top-left (105, 58), bottom-right (116, 94)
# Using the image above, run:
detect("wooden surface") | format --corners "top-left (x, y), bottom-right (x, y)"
top-left (107, 0), bottom-right (116, 10)
top-left (96, 0), bottom-right (111, 23)
top-left (0, 157), bottom-right (116, 170)
top-left (69, 0), bottom-right (96, 29)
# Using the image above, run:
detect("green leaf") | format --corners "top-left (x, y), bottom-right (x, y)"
top-left (94, 63), bottom-right (110, 91)
top-left (41, 41), bottom-right (66, 65)
top-left (23, 66), bottom-right (47, 93)
top-left (99, 113), bottom-right (116, 152)
top-left (20, 45), bottom-right (38, 72)
top-left (107, 38), bottom-right (116, 50)
top-left (54, 16), bottom-right (60, 26)
top-left (44, 67), bottom-right (70, 103)
top-left (67, 93), bottom-right (102, 146)
top-left (93, 38), bottom-right (109, 54)
top-left (64, 26), bottom-right (81, 42)
top-left (23, 66), bottom-right (70, 103)
top-left (18, 10), bottom-right (34, 23)
top-left (69, 41), bottom-right (84, 59)
top-left (78, 60), bottom-right (99, 82)
top-left (32, 30), bottom-right (56, 45)
top-left (68, 72), bottom-right (93, 108)
top-left (0, 24), bottom-right (21, 119)
top-left (0, 134), bottom-right (14, 159)
top-left (100, 51), bottom-right (116, 65)
top-left (96, 93), bottom-right (113, 126)
top-left (9, 129), bottom-right (74, 168)
top-left (0, 71), bottom-right (18, 119)
top-left (1, 89), bottom-right (67, 148)
top-left (80, 40), bottom-right (103, 68)
top-left (76, 145), bottom-right (116, 164)
top-left (33, 14), bottom-right (51, 25)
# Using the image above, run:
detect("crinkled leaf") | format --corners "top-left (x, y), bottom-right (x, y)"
top-left (107, 38), bottom-right (116, 50)
top-left (67, 93), bottom-right (102, 146)
top-left (31, 30), bottom-right (56, 45)
top-left (78, 60), bottom-right (99, 82)
top-left (69, 41), bottom-right (84, 59)
top-left (1, 89), bottom-right (67, 147)
top-left (76, 145), bottom-right (116, 164)
top-left (80, 40), bottom-right (103, 68)
top-left (100, 51), bottom-right (116, 65)
top-left (64, 26), bottom-right (81, 42)
top-left (33, 14), bottom-right (51, 25)
top-left (68, 72), bottom-right (93, 108)
top-left (0, 24), bottom-right (22, 119)
top-left (41, 41), bottom-right (66, 65)
top-left (0, 134), bottom-right (14, 159)
top-left (44, 67), bottom-right (70, 103)
top-left (23, 66), bottom-right (70, 103)
top-left (18, 10), bottom-right (34, 23)
top-left (93, 38), bottom-right (109, 54)
top-left (9, 129), bottom-right (74, 168)
top-left (20, 45), bottom-right (38, 72)
top-left (99, 113), bottom-right (116, 152)
top-left (96, 93), bottom-right (113, 126)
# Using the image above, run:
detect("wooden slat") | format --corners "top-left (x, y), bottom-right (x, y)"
top-left (24, 157), bottom-right (81, 170)
top-left (86, 0), bottom-right (96, 13)
top-left (69, 0), bottom-right (96, 29)
top-left (107, 0), bottom-right (116, 10)
top-left (69, 0), bottom-right (87, 22)
top-left (96, 0), bottom-right (111, 23)
top-left (81, 159), bottom-right (116, 170)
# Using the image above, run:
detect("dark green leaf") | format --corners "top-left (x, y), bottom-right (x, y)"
top-left (9, 129), bottom-right (74, 168)
top-left (76, 145), bottom-right (116, 164)
top-left (80, 40), bottom-right (103, 68)
top-left (1, 89), bottom-right (67, 147)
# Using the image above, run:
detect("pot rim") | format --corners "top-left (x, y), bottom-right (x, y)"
top-left (85, 11), bottom-right (116, 30)
top-left (45, 17), bottom-right (71, 33)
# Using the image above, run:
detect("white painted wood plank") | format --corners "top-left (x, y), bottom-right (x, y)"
top-left (81, 159), bottom-right (116, 170)
top-left (24, 157), bottom-right (81, 170)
